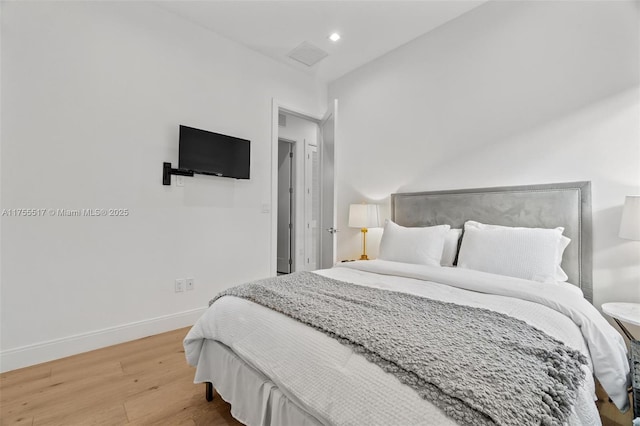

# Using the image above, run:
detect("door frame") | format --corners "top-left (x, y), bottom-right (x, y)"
top-left (271, 99), bottom-right (323, 277)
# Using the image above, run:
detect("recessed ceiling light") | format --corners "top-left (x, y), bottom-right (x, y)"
top-left (329, 33), bottom-right (341, 42)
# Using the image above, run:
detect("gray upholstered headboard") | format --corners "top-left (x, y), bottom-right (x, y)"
top-left (390, 181), bottom-right (593, 302)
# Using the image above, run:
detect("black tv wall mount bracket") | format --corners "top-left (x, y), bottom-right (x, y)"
top-left (162, 162), bottom-right (194, 186)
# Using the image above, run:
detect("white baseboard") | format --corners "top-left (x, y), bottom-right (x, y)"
top-left (0, 307), bottom-right (207, 373)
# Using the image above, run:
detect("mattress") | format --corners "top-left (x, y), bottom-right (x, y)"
top-left (184, 260), bottom-right (629, 426)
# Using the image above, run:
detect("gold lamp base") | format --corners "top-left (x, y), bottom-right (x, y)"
top-left (359, 228), bottom-right (369, 260)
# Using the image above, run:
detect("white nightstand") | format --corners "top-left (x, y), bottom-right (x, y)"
top-left (602, 302), bottom-right (640, 341)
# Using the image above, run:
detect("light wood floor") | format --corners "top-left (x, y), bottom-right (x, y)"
top-left (0, 327), bottom-right (633, 425)
top-left (0, 328), bottom-right (241, 425)
top-left (596, 381), bottom-right (634, 426)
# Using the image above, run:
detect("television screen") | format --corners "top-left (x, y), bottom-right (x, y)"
top-left (178, 125), bottom-right (250, 179)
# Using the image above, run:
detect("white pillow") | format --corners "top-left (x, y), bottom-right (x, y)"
top-left (457, 221), bottom-right (569, 283)
top-left (378, 220), bottom-right (450, 266)
top-left (555, 236), bottom-right (571, 282)
top-left (441, 229), bottom-right (462, 267)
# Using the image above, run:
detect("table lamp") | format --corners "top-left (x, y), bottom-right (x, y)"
top-left (349, 204), bottom-right (380, 260)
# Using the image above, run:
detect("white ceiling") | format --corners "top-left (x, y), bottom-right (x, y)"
top-left (157, 1), bottom-right (486, 83)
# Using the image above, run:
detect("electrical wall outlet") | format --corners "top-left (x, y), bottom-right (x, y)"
top-left (176, 175), bottom-right (184, 187)
top-left (175, 279), bottom-right (185, 293)
top-left (186, 278), bottom-right (195, 291)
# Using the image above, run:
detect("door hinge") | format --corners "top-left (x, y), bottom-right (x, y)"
top-left (289, 152), bottom-right (293, 158)
top-left (289, 187), bottom-right (293, 194)
top-left (288, 258), bottom-right (292, 265)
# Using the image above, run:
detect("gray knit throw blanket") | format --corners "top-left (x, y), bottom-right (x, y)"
top-left (210, 271), bottom-right (587, 426)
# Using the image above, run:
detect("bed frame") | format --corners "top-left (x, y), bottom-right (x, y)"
top-left (391, 181), bottom-right (592, 302)
top-left (204, 180), bottom-right (593, 411)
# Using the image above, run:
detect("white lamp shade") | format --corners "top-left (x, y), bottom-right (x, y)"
top-left (349, 204), bottom-right (380, 229)
top-left (619, 195), bottom-right (640, 241)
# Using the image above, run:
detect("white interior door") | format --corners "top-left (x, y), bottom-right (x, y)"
top-left (320, 99), bottom-right (338, 269)
top-left (305, 144), bottom-right (319, 271)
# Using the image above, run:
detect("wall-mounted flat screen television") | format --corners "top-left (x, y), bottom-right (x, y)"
top-left (178, 125), bottom-right (250, 180)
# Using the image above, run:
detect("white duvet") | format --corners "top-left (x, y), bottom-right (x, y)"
top-left (184, 260), bottom-right (630, 426)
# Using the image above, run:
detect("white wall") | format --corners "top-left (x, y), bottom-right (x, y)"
top-left (329, 1), bottom-right (640, 311)
top-left (0, 2), bottom-right (325, 371)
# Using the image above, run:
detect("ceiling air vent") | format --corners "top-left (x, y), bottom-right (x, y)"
top-left (287, 41), bottom-right (328, 67)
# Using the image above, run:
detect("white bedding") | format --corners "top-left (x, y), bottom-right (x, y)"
top-left (185, 260), bottom-right (630, 426)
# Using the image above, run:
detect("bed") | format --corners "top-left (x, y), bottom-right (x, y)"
top-left (184, 181), bottom-right (630, 426)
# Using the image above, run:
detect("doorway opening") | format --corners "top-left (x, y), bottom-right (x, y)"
top-left (272, 100), bottom-right (338, 276)
top-left (276, 111), bottom-right (321, 274)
